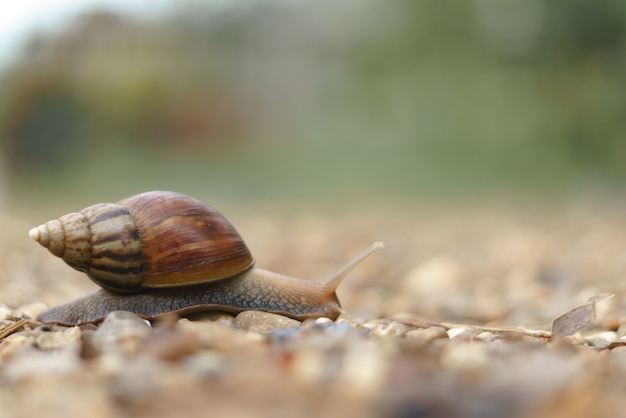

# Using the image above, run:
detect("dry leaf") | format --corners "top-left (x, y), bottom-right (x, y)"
top-left (551, 294), bottom-right (614, 339)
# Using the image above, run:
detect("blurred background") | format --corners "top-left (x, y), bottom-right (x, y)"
top-left (1, 0), bottom-right (626, 210)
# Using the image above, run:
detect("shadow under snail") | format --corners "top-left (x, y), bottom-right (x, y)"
top-left (28, 191), bottom-right (383, 326)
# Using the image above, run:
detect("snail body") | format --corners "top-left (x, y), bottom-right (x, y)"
top-left (29, 191), bottom-right (382, 326)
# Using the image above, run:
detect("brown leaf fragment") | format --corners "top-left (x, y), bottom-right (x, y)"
top-left (607, 341), bottom-right (626, 350)
top-left (551, 294), bottom-right (614, 340)
top-left (551, 304), bottom-right (594, 339)
top-left (586, 294), bottom-right (614, 305)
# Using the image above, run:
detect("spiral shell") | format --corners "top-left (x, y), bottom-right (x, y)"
top-left (29, 191), bottom-right (254, 292)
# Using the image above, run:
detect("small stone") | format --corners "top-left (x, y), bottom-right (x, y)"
top-left (245, 331), bottom-right (265, 342)
top-left (362, 320), bottom-right (380, 330)
top-left (90, 311), bottom-right (152, 354)
top-left (35, 327), bottom-right (82, 350)
top-left (3, 348), bottom-right (81, 381)
top-left (616, 323), bottom-right (626, 338)
top-left (587, 338), bottom-right (611, 349)
top-left (441, 340), bottom-right (490, 370)
top-left (477, 331), bottom-right (497, 341)
top-left (35, 333), bottom-right (66, 350)
top-left (291, 348), bottom-right (328, 384)
top-left (406, 327), bottom-right (448, 342)
top-left (247, 324), bottom-right (280, 335)
top-left (0, 305), bottom-right (13, 320)
top-left (336, 318), bottom-right (352, 325)
top-left (181, 351), bottom-right (229, 379)
top-left (447, 327), bottom-right (473, 339)
top-left (183, 311), bottom-right (236, 323)
top-left (339, 340), bottom-right (388, 395)
top-left (583, 331), bottom-right (616, 349)
top-left (109, 356), bottom-right (171, 402)
top-left (586, 331), bottom-right (616, 343)
top-left (369, 321), bottom-right (409, 338)
top-left (178, 319), bottom-right (246, 349)
top-left (234, 311), bottom-right (301, 332)
top-left (142, 329), bottom-right (203, 362)
top-left (0, 334), bottom-right (36, 362)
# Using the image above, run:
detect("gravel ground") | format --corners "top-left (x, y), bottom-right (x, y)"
top-left (1, 196), bottom-right (626, 418)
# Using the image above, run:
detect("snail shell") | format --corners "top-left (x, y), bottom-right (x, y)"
top-left (29, 191), bottom-right (383, 325)
top-left (29, 191), bottom-right (254, 293)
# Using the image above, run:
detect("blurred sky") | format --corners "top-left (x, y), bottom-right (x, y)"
top-left (0, 0), bottom-right (169, 67)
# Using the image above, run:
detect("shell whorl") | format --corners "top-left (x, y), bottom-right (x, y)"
top-left (29, 191), bottom-right (254, 293)
top-left (29, 203), bottom-right (144, 291)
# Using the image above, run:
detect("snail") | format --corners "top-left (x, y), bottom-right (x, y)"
top-left (28, 191), bottom-right (383, 326)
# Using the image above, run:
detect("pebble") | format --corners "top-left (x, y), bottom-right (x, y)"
top-left (177, 318), bottom-right (247, 348)
top-left (234, 311), bottom-right (301, 332)
top-left (182, 311), bottom-right (236, 324)
top-left (181, 351), bottom-right (229, 379)
top-left (406, 326), bottom-right (448, 342)
top-left (90, 311), bottom-right (152, 354)
top-left (582, 331), bottom-right (616, 349)
top-left (36, 327), bottom-right (82, 350)
top-left (616, 324), bottom-right (626, 338)
top-left (368, 321), bottom-right (409, 338)
top-left (477, 332), bottom-right (497, 342)
top-left (440, 340), bottom-right (490, 370)
top-left (142, 328), bottom-right (204, 362)
top-left (108, 356), bottom-right (173, 402)
top-left (585, 331), bottom-right (616, 343)
top-left (290, 348), bottom-right (328, 384)
top-left (3, 348), bottom-right (81, 381)
top-left (271, 318), bottom-right (364, 344)
top-left (339, 340), bottom-right (388, 394)
top-left (447, 327), bottom-right (474, 339)
top-left (0, 333), bottom-right (36, 362)
top-left (0, 305), bottom-right (13, 320)
top-left (587, 338), bottom-right (611, 349)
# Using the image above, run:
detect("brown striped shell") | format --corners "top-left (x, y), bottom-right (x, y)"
top-left (28, 191), bottom-right (254, 293)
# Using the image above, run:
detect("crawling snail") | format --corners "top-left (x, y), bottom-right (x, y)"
top-left (28, 191), bottom-right (383, 325)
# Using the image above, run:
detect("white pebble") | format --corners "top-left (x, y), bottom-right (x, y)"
top-left (370, 322), bottom-right (409, 338)
top-left (90, 311), bottom-right (151, 354)
top-left (0, 305), bottom-right (13, 320)
top-left (3, 349), bottom-right (80, 381)
top-left (339, 340), bottom-right (388, 394)
top-left (447, 327), bottom-right (472, 339)
top-left (235, 310), bottom-right (300, 331)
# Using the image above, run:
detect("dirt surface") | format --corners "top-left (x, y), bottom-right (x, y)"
top-left (1, 196), bottom-right (626, 418)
